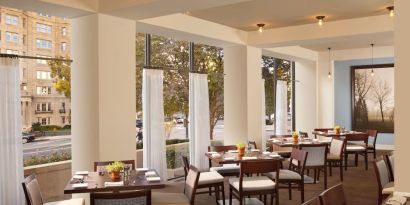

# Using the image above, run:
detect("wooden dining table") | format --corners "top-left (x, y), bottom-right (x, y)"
top-left (64, 170), bottom-right (165, 194)
top-left (312, 131), bottom-right (366, 138)
top-left (205, 150), bottom-right (283, 165)
top-left (269, 138), bottom-right (329, 148)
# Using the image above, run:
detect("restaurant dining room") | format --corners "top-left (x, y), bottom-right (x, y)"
top-left (0, 0), bottom-right (410, 205)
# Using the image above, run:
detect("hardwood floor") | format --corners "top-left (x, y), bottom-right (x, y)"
top-left (153, 151), bottom-right (392, 205)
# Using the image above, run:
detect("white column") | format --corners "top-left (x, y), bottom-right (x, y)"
top-left (394, 0), bottom-right (410, 195)
top-left (71, 14), bottom-right (136, 173)
top-left (276, 80), bottom-right (287, 134)
top-left (224, 46), bottom-right (262, 147)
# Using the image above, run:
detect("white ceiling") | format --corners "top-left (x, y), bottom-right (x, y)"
top-left (189, 0), bottom-right (394, 31)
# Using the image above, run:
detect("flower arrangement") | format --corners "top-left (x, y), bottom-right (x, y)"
top-left (106, 161), bottom-right (125, 180)
top-left (334, 125), bottom-right (341, 134)
top-left (292, 131), bottom-right (299, 143)
top-left (236, 143), bottom-right (246, 156)
top-left (236, 143), bottom-right (246, 149)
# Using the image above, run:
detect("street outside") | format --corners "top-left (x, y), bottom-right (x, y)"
top-left (23, 120), bottom-right (226, 160)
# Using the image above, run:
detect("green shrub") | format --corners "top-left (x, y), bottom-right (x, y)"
top-left (165, 139), bottom-right (189, 145)
top-left (32, 122), bottom-right (42, 131)
top-left (24, 152), bottom-right (71, 167)
top-left (166, 148), bottom-right (177, 169)
top-left (62, 125), bottom-right (71, 129)
top-left (136, 141), bottom-right (143, 150)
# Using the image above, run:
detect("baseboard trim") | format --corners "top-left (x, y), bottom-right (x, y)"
top-left (394, 191), bottom-right (410, 197)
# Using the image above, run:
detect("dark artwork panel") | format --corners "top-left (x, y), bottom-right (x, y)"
top-left (351, 64), bottom-right (394, 133)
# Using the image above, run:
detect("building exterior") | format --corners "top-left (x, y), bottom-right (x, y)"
top-left (0, 7), bottom-right (71, 130)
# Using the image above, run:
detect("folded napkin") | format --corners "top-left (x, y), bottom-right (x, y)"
top-left (136, 168), bottom-right (149, 172)
top-left (224, 157), bottom-right (235, 161)
top-left (75, 171), bottom-right (89, 175)
top-left (228, 150), bottom-right (238, 153)
top-left (328, 131), bottom-right (336, 134)
top-left (262, 151), bottom-right (271, 155)
top-left (272, 139), bottom-right (280, 143)
top-left (104, 181), bottom-right (124, 187)
top-left (72, 183), bottom-right (88, 189)
top-left (242, 156), bottom-right (257, 160)
top-left (251, 149), bottom-right (260, 152)
top-left (72, 175), bottom-right (84, 180)
top-left (145, 171), bottom-right (157, 177)
top-left (269, 154), bottom-right (281, 158)
top-left (211, 153), bottom-right (221, 158)
top-left (385, 196), bottom-right (407, 205)
top-left (207, 151), bottom-right (218, 154)
top-left (146, 176), bottom-right (161, 182)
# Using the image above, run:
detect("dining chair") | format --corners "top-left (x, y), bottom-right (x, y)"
top-left (152, 165), bottom-right (200, 205)
top-left (313, 128), bottom-right (334, 139)
top-left (93, 160), bottom-right (136, 172)
top-left (299, 143), bottom-right (328, 189)
top-left (22, 174), bottom-right (85, 205)
top-left (264, 148), bottom-right (308, 203)
top-left (327, 138), bottom-right (346, 181)
top-left (344, 134), bottom-right (369, 170)
top-left (384, 154), bottom-right (394, 181)
top-left (229, 159), bottom-right (280, 205)
top-left (374, 159), bottom-right (394, 205)
top-left (208, 145), bottom-right (240, 176)
top-left (366, 129), bottom-right (378, 159)
top-left (248, 140), bottom-right (257, 150)
top-left (90, 190), bottom-right (151, 205)
top-left (302, 197), bottom-right (320, 205)
top-left (182, 156), bottom-right (225, 205)
top-left (319, 183), bottom-right (346, 205)
top-left (299, 131), bottom-right (309, 139)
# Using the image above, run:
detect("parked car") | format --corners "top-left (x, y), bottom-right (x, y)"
top-left (137, 129), bottom-right (143, 141)
top-left (136, 119), bottom-right (143, 128)
top-left (22, 132), bottom-right (35, 143)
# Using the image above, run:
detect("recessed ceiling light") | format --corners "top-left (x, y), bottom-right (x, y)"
top-left (257, 23), bottom-right (265, 33)
top-left (386, 6), bottom-right (394, 17)
top-left (316, 16), bottom-right (325, 26)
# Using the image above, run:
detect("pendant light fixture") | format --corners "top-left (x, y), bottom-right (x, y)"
top-left (316, 16), bottom-right (325, 26)
top-left (371, 44), bottom-right (375, 76)
top-left (257, 23), bottom-right (265, 33)
top-left (328, 47), bottom-right (331, 79)
top-left (387, 6), bottom-right (394, 17)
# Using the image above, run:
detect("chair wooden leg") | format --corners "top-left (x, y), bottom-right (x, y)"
top-left (239, 194), bottom-right (243, 205)
top-left (270, 192), bottom-right (274, 205)
top-left (355, 153), bottom-right (359, 166)
top-left (344, 153), bottom-right (348, 170)
top-left (301, 181), bottom-right (305, 203)
top-left (215, 185), bottom-right (220, 204)
top-left (313, 169), bottom-right (317, 184)
top-left (373, 149), bottom-right (376, 159)
top-left (221, 184), bottom-right (225, 205)
top-left (288, 182), bottom-right (292, 200)
top-left (209, 187), bottom-right (212, 196)
top-left (324, 167), bottom-right (328, 189)
top-left (340, 160), bottom-right (344, 181)
top-left (329, 161), bottom-right (333, 176)
top-left (264, 194), bottom-right (267, 205)
top-left (365, 151), bottom-right (368, 170)
top-left (229, 187), bottom-right (233, 205)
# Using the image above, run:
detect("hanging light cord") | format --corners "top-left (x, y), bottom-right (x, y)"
top-left (371, 44), bottom-right (375, 75)
top-left (328, 47), bottom-right (331, 78)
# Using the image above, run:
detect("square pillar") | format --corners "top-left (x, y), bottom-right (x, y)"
top-left (71, 14), bottom-right (136, 172)
top-left (224, 46), bottom-right (263, 148)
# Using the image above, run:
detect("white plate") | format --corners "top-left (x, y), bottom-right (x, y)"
top-left (72, 183), bottom-right (88, 189)
top-left (136, 168), bottom-right (149, 172)
top-left (224, 157), bottom-right (235, 160)
top-left (75, 171), bottom-right (89, 175)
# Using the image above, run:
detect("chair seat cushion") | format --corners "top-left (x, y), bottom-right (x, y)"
top-left (210, 164), bottom-right (239, 174)
top-left (327, 154), bottom-right (341, 160)
top-left (382, 182), bottom-right (395, 195)
top-left (45, 198), bottom-right (85, 205)
top-left (367, 144), bottom-right (375, 149)
top-left (152, 192), bottom-right (189, 205)
top-left (199, 171), bottom-right (224, 185)
top-left (346, 145), bottom-right (366, 151)
top-left (264, 169), bottom-right (301, 180)
top-left (229, 176), bottom-right (275, 191)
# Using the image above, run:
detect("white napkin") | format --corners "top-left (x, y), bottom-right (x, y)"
top-left (228, 150), bottom-right (238, 153)
top-left (146, 177), bottom-right (161, 182)
top-left (385, 196), bottom-right (407, 205)
top-left (262, 151), bottom-right (271, 155)
top-left (136, 168), bottom-right (149, 172)
top-left (207, 151), bottom-right (218, 154)
top-left (211, 153), bottom-right (221, 158)
top-left (75, 171), bottom-right (89, 175)
top-left (104, 181), bottom-right (124, 187)
top-left (269, 154), bottom-right (281, 158)
top-left (72, 175), bottom-right (84, 180)
top-left (224, 157), bottom-right (235, 160)
top-left (242, 157), bottom-right (257, 160)
top-left (145, 171), bottom-right (157, 177)
top-left (251, 149), bottom-right (260, 152)
top-left (72, 183), bottom-right (88, 188)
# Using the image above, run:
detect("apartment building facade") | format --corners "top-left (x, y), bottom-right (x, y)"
top-left (0, 7), bottom-right (71, 130)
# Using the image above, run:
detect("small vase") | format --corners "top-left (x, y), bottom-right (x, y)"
top-left (110, 171), bottom-right (120, 181)
top-left (238, 147), bottom-right (245, 156)
top-left (335, 128), bottom-right (340, 135)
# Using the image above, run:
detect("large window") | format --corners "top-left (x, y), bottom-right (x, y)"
top-left (262, 56), bottom-right (295, 136)
top-left (36, 23), bottom-right (52, 33)
top-left (6, 15), bottom-right (18, 25)
top-left (6, 32), bottom-right (19, 43)
top-left (36, 71), bottom-right (51, 80)
top-left (36, 86), bottom-right (52, 95)
top-left (36, 39), bottom-right (52, 49)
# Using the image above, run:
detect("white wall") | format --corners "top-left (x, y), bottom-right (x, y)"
top-left (295, 60), bottom-right (317, 134)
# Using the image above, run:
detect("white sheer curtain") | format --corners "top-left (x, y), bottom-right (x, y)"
top-left (189, 73), bottom-right (211, 171)
top-left (142, 69), bottom-right (167, 180)
top-left (261, 79), bottom-right (267, 151)
top-left (275, 80), bottom-right (287, 135)
top-left (0, 58), bottom-right (24, 205)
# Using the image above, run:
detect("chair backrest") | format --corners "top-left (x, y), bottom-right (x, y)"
top-left (239, 159), bottom-right (280, 185)
top-left (299, 144), bottom-right (328, 167)
top-left (299, 131), bottom-right (309, 138)
top-left (329, 138), bottom-right (345, 157)
top-left (248, 140), bottom-right (257, 149)
top-left (384, 154), bottom-right (394, 181)
top-left (374, 159), bottom-right (391, 192)
top-left (319, 183), bottom-right (346, 205)
top-left (22, 174), bottom-right (44, 205)
top-left (185, 165), bottom-right (200, 205)
top-left (90, 190), bottom-right (151, 205)
top-left (302, 197), bottom-right (320, 205)
top-left (182, 156), bottom-right (190, 178)
top-left (345, 134), bottom-right (368, 145)
top-left (289, 148), bottom-right (308, 175)
top-left (367, 129), bottom-right (378, 147)
top-left (94, 160), bottom-right (135, 172)
top-left (314, 128), bottom-right (333, 132)
top-left (208, 145), bottom-right (237, 152)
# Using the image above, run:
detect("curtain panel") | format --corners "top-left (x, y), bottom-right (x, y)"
top-left (188, 73), bottom-right (211, 171)
top-left (142, 69), bottom-right (167, 180)
top-left (0, 58), bottom-right (24, 204)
